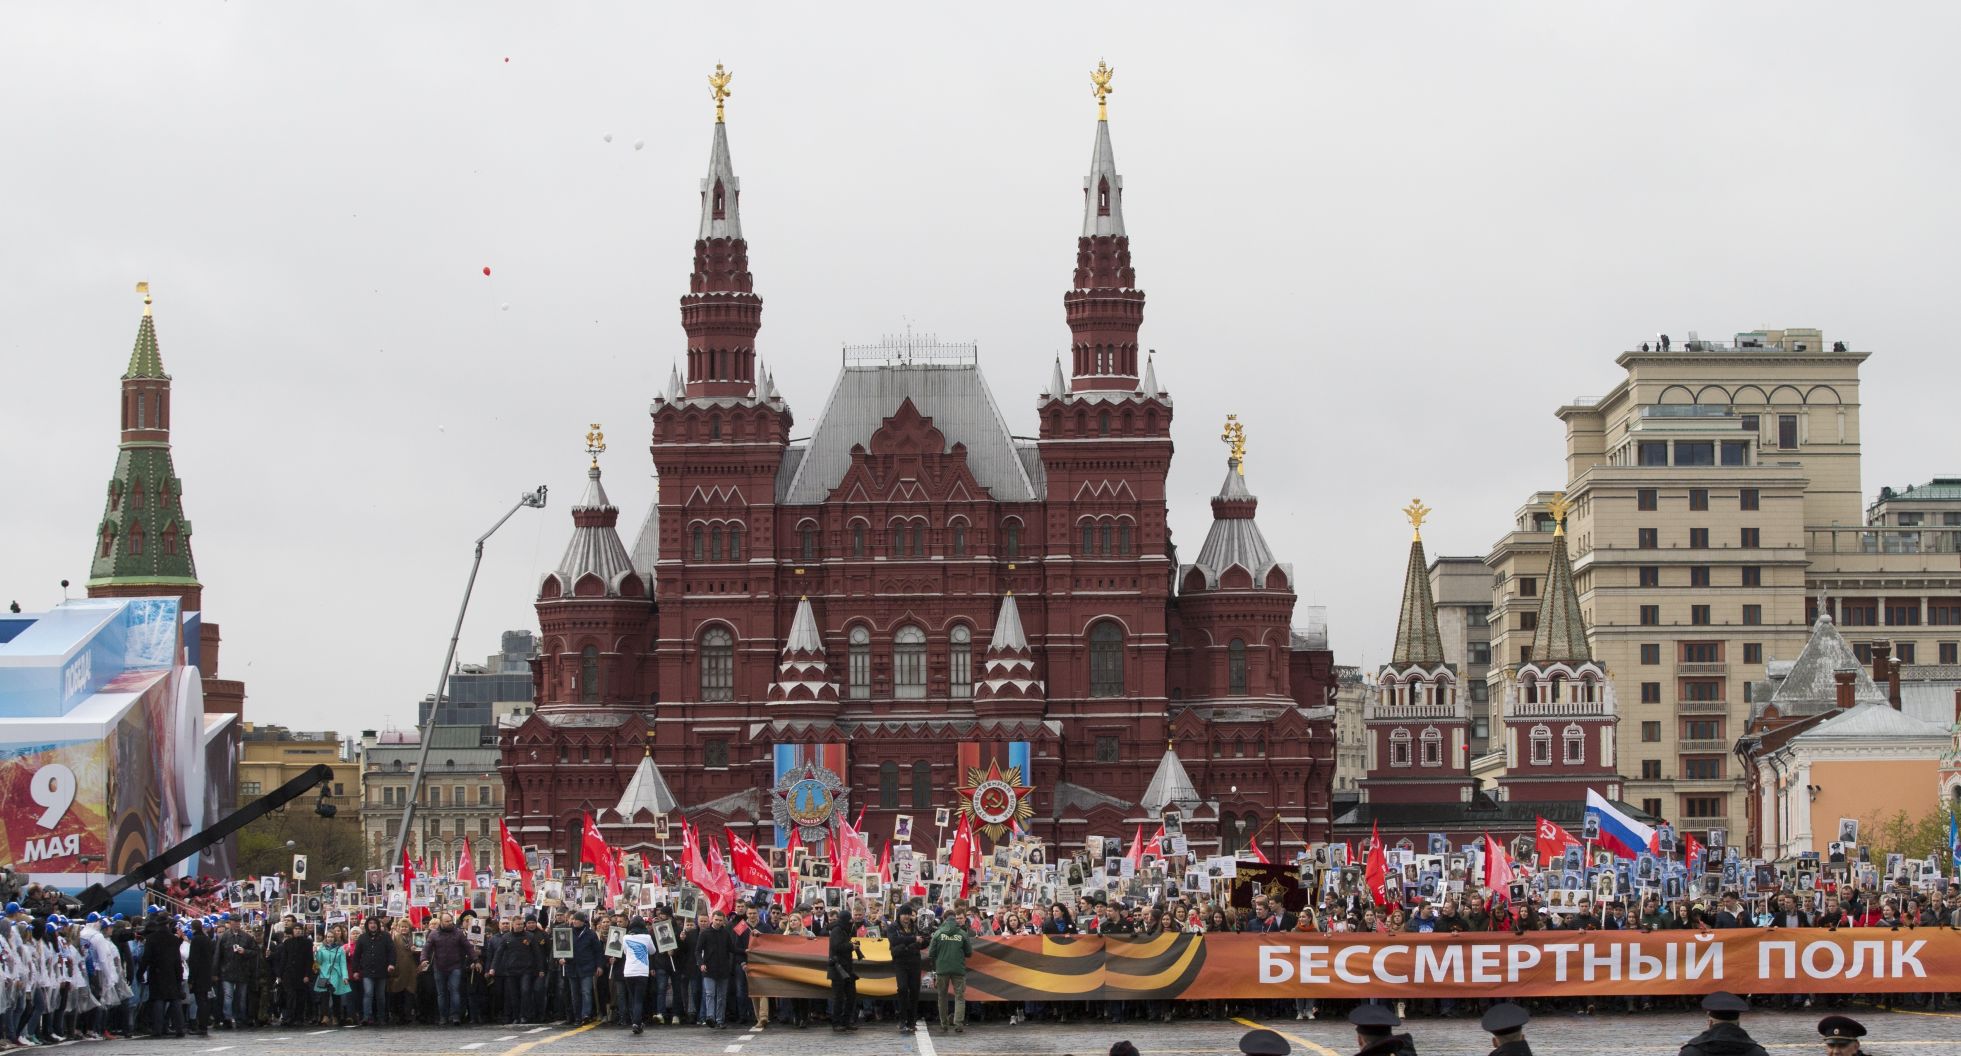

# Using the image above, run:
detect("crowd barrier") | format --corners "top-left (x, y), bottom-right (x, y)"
top-left (747, 928), bottom-right (1961, 1001)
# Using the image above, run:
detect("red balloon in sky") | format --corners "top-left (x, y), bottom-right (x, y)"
top-left (503, 57), bottom-right (510, 63)
top-left (482, 266), bottom-right (492, 276)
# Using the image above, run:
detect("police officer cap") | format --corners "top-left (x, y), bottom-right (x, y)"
top-left (1702, 991), bottom-right (1750, 1017)
top-left (1238, 1027), bottom-right (1292, 1055)
top-left (1481, 1002), bottom-right (1531, 1035)
top-left (1818, 1015), bottom-right (1866, 1041)
top-left (1349, 1004), bottom-right (1400, 1033)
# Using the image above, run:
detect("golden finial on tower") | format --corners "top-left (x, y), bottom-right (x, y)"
top-left (1403, 498), bottom-right (1432, 541)
top-left (1090, 59), bottom-right (1114, 120)
top-left (645, 725), bottom-right (656, 756)
top-left (1546, 492), bottom-right (1572, 537)
top-left (135, 280), bottom-right (152, 317)
top-left (708, 63), bottom-right (733, 123)
top-left (585, 422), bottom-right (606, 468)
top-left (1220, 414), bottom-right (1246, 474)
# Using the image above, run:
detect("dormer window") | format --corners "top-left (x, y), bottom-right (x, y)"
top-left (1097, 177), bottom-right (1110, 216)
top-left (712, 180), bottom-right (726, 220)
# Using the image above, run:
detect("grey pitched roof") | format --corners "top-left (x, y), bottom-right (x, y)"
top-left (1051, 781), bottom-right (1131, 816)
top-left (1792, 701), bottom-right (1948, 742)
top-left (1140, 744), bottom-right (1201, 815)
top-left (613, 749), bottom-right (681, 819)
top-left (698, 121), bottom-right (741, 240)
top-left (991, 593), bottom-right (1028, 651)
top-left (1768, 614), bottom-right (1888, 714)
top-left (777, 362), bottom-right (1039, 504)
top-left (1529, 530), bottom-right (1592, 664)
top-left (1082, 118), bottom-right (1125, 238)
top-left (1184, 458), bottom-right (1289, 590)
top-left (550, 466), bottom-right (637, 592)
top-left (1391, 537), bottom-right (1445, 665)
top-left (629, 501), bottom-right (660, 575)
top-left (784, 597), bottom-right (823, 653)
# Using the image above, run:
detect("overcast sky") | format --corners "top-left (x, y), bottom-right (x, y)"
top-left (4, 3), bottom-right (1956, 738)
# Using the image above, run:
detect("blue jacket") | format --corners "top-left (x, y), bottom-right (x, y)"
top-left (570, 925), bottom-right (604, 976)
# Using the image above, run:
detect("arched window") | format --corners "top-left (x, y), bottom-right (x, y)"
top-left (692, 526), bottom-right (705, 562)
top-left (894, 625), bottom-right (927, 699)
top-left (710, 526), bottom-right (724, 562)
top-left (580, 645), bottom-right (601, 704)
top-left (1233, 736), bottom-right (1245, 758)
top-left (709, 415), bottom-right (722, 439)
top-left (1099, 522), bottom-right (1112, 555)
top-left (1530, 724), bottom-right (1552, 766)
top-left (1119, 522), bottom-right (1132, 555)
top-left (1228, 638), bottom-right (1249, 696)
top-left (1081, 522), bottom-right (1095, 554)
top-left (800, 523), bottom-right (817, 562)
top-left (911, 760), bottom-right (933, 808)
top-left (949, 625), bottom-right (972, 698)
top-left (1220, 810), bottom-right (1239, 855)
top-left (1420, 726), bottom-right (1442, 767)
top-left (912, 520), bottom-right (926, 558)
top-left (1098, 411), bottom-right (1110, 437)
top-left (728, 526), bottom-right (742, 562)
top-left (1003, 521), bottom-right (1021, 558)
top-left (893, 523), bottom-right (909, 558)
top-left (1097, 177), bottom-right (1110, 215)
top-left (879, 761), bottom-right (900, 809)
top-left (1563, 724), bottom-right (1586, 764)
top-left (99, 524), bottom-right (115, 558)
top-left (700, 628), bottom-right (734, 701)
top-left (1088, 620), bottom-right (1124, 697)
top-left (951, 522), bottom-right (967, 557)
top-left (848, 626), bottom-right (872, 699)
top-left (128, 523), bottom-right (143, 556)
top-left (852, 522), bottom-right (867, 557)
top-left (1389, 727), bottom-right (1412, 767)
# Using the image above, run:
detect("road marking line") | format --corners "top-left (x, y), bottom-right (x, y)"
top-left (525, 1025), bottom-right (550, 1033)
top-left (499, 1020), bottom-right (596, 1056)
top-left (462, 1044), bottom-right (486, 1051)
top-left (498, 1034), bottom-right (519, 1040)
top-left (917, 1022), bottom-right (940, 1056)
top-left (1886, 1008), bottom-right (1961, 1019)
top-left (1234, 1016), bottom-right (1341, 1056)
top-left (724, 1046), bottom-right (743, 1054)
top-left (740, 1033), bottom-right (757, 1040)
top-left (308, 1028), bottom-right (336, 1035)
top-left (202, 1048), bottom-right (235, 1053)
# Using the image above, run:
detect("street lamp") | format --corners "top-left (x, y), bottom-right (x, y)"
top-left (391, 485), bottom-right (548, 867)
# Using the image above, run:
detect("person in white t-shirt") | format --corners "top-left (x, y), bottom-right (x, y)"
top-left (619, 919), bottom-right (654, 1035)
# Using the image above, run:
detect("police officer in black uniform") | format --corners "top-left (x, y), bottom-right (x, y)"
top-left (1818, 1015), bottom-right (1867, 1054)
top-left (1679, 992), bottom-right (1768, 1056)
top-left (1349, 1004), bottom-right (1417, 1056)
top-left (1483, 1002), bottom-right (1533, 1055)
top-left (1238, 1027), bottom-right (1291, 1055)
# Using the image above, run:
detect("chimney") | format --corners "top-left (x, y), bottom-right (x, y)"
top-left (1870, 640), bottom-right (1891, 690)
top-left (1833, 669), bottom-right (1857, 711)
top-left (1887, 658), bottom-right (1902, 710)
top-left (1952, 687), bottom-right (1960, 725)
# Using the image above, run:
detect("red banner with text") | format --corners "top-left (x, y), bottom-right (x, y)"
top-left (748, 929), bottom-right (1961, 1001)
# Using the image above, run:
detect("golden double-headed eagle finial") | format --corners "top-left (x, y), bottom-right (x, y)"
top-left (1403, 498), bottom-right (1432, 541)
top-left (708, 63), bottom-right (733, 123)
top-left (585, 422), bottom-right (606, 468)
top-left (1220, 414), bottom-right (1247, 475)
top-left (1546, 492), bottom-right (1572, 537)
top-left (1091, 60), bottom-right (1114, 120)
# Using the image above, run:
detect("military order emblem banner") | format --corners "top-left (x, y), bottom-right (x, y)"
top-left (770, 743), bottom-right (847, 847)
top-left (955, 740), bottom-right (1033, 841)
top-left (749, 929), bottom-right (1961, 1001)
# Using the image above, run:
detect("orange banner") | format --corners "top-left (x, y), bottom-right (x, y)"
top-left (748, 929), bottom-right (1961, 1000)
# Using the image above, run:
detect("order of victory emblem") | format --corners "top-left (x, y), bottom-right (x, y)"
top-left (955, 759), bottom-right (1034, 841)
top-left (771, 762), bottom-right (848, 844)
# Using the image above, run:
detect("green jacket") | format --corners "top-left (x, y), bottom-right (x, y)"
top-left (926, 921), bottom-right (970, 976)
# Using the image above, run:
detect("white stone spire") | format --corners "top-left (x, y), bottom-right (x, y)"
top-left (974, 593), bottom-right (1043, 705)
top-left (1140, 742), bottom-right (1201, 815)
top-left (613, 743), bottom-right (680, 821)
top-left (1048, 355), bottom-right (1068, 399)
top-left (1140, 351), bottom-right (1160, 396)
top-left (1082, 117), bottom-right (1125, 238)
top-left (698, 120), bottom-right (742, 241)
top-left (767, 597), bottom-right (837, 706)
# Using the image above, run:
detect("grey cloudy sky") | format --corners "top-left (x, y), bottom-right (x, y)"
top-left (4, 3), bottom-right (1956, 737)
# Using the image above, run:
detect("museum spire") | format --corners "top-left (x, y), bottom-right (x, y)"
top-left (683, 63), bottom-right (762, 399)
top-left (1065, 59), bottom-right (1144, 392)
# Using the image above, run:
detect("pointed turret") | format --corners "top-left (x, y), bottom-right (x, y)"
top-left (767, 597), bottom-right (839, 713)
top-left (1390, 501), bottom-right (1445, 666)
top-left (1185, 438), bottom-right (1290, 592)
top-left (612, 733), bottom-right (681, 822)
top-left (89, 284), bottom-right (201, 609)
top-left (682, 64), bottom-right (762, 399)
top-left (1530, 498), bottom-right (1592, 665)
top-left (1064, 60), bottom-right (1145, 392)
top-left (542, 427), bottom-right (640, 599)
top-left (1047, 355), bottom-right (1068, 398)
top-left (533, 426), bottom-right (655, 715)
top-left (1139, 352), bottom-right (1160, 396)
top-left (1140, 742), bottom-right (1200, 815)
top-left (974, 593), bottom-right (1044, 715)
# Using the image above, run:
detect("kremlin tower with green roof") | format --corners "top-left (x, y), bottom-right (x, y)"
top-left (86, 283), bottom-right (246, 716)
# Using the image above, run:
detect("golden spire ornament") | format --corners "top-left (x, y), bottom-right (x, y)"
top-left (585, 422), bottom-right (606, 468)
top-left (1546, 492), bottom-right (1572, 537)
top-left (708, 63), bottom-right (733, 123)
top-left (1220, 414), bottom-right (1247, 475)
top-left (1403, 498), bottom-right (1432, 541)
top-left (1090, 59), bottom-right (1114, 120)
top-left (135, 280), bottom-right (152, 317)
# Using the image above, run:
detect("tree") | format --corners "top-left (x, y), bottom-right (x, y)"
top-left (1858, 805), bottom-right (1958, 872)
top-left (235, 807), bottom-right (367, 882)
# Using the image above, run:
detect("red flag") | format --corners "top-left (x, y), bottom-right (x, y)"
top-left (455, 836), bottom-right (475, 885)
top-left (1363, 822), bottom-right (1389, 907)
top-left (1249, 838), bottom-right (1270, 865)
top-left (727, 831), bottom-right (774, 888)
top-left (947, 812), bottom-right (975, 899)
top-left (1535, 816), bottom-right (1581, 866)
top-left (1142, 825), bottom-right (1165, 860)
top-left (1482, 832), bottom-right (1515, 895)
top-left (700, 834), bottom-right (737, 914)
top-left (1125, 823), bottom-right (1145, 872)
top-left (498, 818), bottom-right (534, 901)
top-left (1684, 831), bottom-right (1705, 869)
top-left (581, 812), bottom-right (619, 887)
top-left (876, 839), bottom-right (892, 885)
top-left (776, 830), bottom-right (802, 913)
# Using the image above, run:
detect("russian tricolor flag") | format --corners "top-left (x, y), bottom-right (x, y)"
top-left (1585, 789), bottom-right (1659, 859)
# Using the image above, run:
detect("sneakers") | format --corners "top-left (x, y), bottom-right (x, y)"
top-left (631, 1025), bottom-right (643, 1035)
top-left (954, 1025), bottom-right (965, 1034)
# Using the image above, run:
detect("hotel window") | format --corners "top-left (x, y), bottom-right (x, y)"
top-left (1520, 612), bottom-right (1538, 631)
top-left (1740, 527), bottom-right (1760, 548)
top-left (1854, 643), bottom-right (1872, 665)
top-left (1940, 642), bottom-right (1958, 665)
top-left (1639, 565), bottom-right (1660, 587)
top-left (1637, 488), bottom-right (1659, 511)
top-left (1932, 601), bottom-right (1961, 626)
top-left (1683, 756), bottom-right (1724, 781)
top-left (1641, 721), bottom-right (1662, 742)
top-left (1742, 565), bottom-right (1762, 587)
top-left (1689, 488), bottom-right (1709, 511)
top-left (1639, 528), bottom-right (1658, 549)
top-left (1683, 795), bottom-right (1726, 819)
top-left (1682, 680), bottom-right (1723, 702)
top-left (1743, 643), bottom-right (1763, 664)
top-left (1638, 443), bottom-right (1668, 467)
top-left (1469, 680), bottom-right (1488, 703)
top-left (1642, 797), bottom-right (1664, 817)
top-left (848, 626), bottom-right (871, 698)
top-left (1841, 599), bottom-right (1879, 626)
top-left (1639, 605), bottom-right (1660, 626)
top-left (1895, 642), bottom-right (1916, 663)
top-left (1721, 441), bottom-right (1748, 466)
top-left (1742, 604), bottom-right (1762, 626)
top-left (893, 625), bottom-right (927, 698)
top-left (1682, 719), bottom-right (1722, 741)
top-left (1740, 488), bottom-right (1760, 511)
top-left (1690, 566), bottom-right (1710, 588)
top-left (1529, 726), bottom-right (1552, 765)
top-left (949, 625), bottom-right (972, 698)
top-left (1089, 621), bottom-right (1126, 697)
top-left (1640, 643), bottom-right (1661, 665)
top-left (1641, 760), bottom-right (1662, 780)
top-left (1691, 605), bottom-right (1711, 626)
top-left (1519, 577), bottom-right (1538, 598)
top-left (699, 628), bottom-right (734, 701)
top-left (1641, 682), bottom-right (1661, 704)
top-left (1468, 641), bottom-right (1491, 665)
top-left (241, 782), bottom-right (262, 797)
top-left (1886, 600), bottom-right (1922, 626)
top-left (1778, 414), bottom-right (1798, 449)
top-left (1675, 442), bottom-right (1714, 466)
top-left (1690, 527), bottom-right (1709, 549)
top-left (1681, 641), bottom-right (1719, 663)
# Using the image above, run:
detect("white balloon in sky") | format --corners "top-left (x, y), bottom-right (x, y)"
top-left (500, 302), bottom-right (510, 311)
top-left (603, 132), bottom-right (613, 143)
top-left (634, 139), bottom-right (645, 151)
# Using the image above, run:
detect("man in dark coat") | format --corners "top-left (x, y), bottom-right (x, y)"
top-left (887, 905), bottom-right (924, 1034)
top-left (273, 923), bottom-right (315, 1028)
top-left (216, 918), bottom-right (257, 1029)
top-left (351, 917), bottom-right (395, 1026)
top-left (826, 903), bottom-right (862, 1033)
top-left (697, 910), bottom-right (738, 1028)
top-left (139, 919), bottom-right (187, 1037)
top-left (567, 913), bottom-right (604, 1024)
top-left (1679, 992), bottom-right (1770, 1056)
top-left (491, 916), bottom-right (540, 1024)
top-left (421, 912), bottom-right (478, 1026)
top-left (186, 920), bottom-right (217, 1036)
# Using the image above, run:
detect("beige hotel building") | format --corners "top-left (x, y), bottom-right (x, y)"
top-left (1485, 328), bottom-right (1961, 845)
